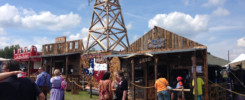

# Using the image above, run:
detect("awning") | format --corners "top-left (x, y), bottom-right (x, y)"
top-left (103, 48), bottom-right (206, 58)
top-left (42, 52), bottom-right (81, 57)
top-left (14, 56), bottom-right (41, 62)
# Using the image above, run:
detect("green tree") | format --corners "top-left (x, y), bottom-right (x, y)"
top-left (0, 45), bottom-right (20, 59)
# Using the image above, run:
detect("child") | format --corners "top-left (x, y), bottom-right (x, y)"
top-left (176, 76), bottom-right (184, 100)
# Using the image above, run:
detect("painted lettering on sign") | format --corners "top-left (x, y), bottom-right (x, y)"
top-left (55, 36), bottom-right (66, 43)
top-left (148, 38), bottom-right (165, 49)
top-left (139, 57), bottom-right (152, 64)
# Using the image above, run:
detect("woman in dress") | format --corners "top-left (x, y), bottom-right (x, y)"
top-left (99, 72), bottom-right (112, 100)
top-left (111, 72), bottom-right (119, 100)
top-left (50, 69), bottom-right (64, 100)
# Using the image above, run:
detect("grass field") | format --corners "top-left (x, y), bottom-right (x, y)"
top-left (65, 91), bottom-right (99, 100)
top-left (48, 91), bottom-right (99, 100)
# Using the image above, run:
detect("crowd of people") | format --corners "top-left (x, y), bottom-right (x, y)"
top-left (0, 60), bottom-right (205, 100)
top-left (0, 60), bottom-right (67, 100)
top-left (155, 73), bottom-right (204, 100)
top-left (98, 71), bottom-right (128, 100)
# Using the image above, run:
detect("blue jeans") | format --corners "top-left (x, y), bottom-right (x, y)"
top-left (198, 95), bottom-right (202, 100)
top-left (157, 90), bottom-right (170, 100)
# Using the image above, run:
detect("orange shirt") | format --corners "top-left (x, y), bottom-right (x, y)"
top-left (155, 78), bottom-right (169, 92)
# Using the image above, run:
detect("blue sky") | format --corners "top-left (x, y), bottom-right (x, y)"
top-left (0, 0), bottom-right (245, 61)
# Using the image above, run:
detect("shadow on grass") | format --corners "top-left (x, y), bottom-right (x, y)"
top-left (65, 91), bottom-right (99, 100)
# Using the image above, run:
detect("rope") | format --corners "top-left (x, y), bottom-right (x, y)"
top-left (229, 70), bottom-right (245, 88)
top-left (130, 82), bottom-right (155, 89)
top-left (208, 80), bottom-right (245, 97)
top-left (67, 78), bottom-right (85, 89)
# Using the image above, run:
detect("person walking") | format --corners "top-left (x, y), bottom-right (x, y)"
top-left (155, 74), bottom-right (171, 100)
top-left (111, 72), bottom-right (120, 100)
top-left (36, 66), bottom-right (51, 100)
top-left (115, 71), bottom-right (128, 100)
top-left (192, 76), bottom-right (204, 100)
top-left (176, 76), bottom-right (184, 100)
top-left (99, 72), bottom-right (112, 100)
top-left (0, 60), bottom-right (45, 100)
top-left (50, 69), bottom-right (64, 100)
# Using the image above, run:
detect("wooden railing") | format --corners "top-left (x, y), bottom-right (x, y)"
top-left (209, 83), bottom-right (227, 100)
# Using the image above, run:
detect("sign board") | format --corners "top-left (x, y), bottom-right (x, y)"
top-left (192, 65), bottom-right (202, 73)
top-left (55, 36), bottom-right (66, 43)
top-left (148, 38), bottom-right (165, 49)
top-left (139, 57), bottom-right (152, 64)
top-left (13, 46), bottom-right (42, 62)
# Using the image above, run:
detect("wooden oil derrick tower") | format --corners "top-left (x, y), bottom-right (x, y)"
top-left (86, 0), bottom-right (129, 52)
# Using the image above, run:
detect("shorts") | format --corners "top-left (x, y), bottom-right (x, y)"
top-left (177, 91), bottom-right (182, 98)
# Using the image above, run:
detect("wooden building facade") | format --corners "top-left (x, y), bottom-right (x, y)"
top-left (103, 26), bottom-right (208, 100)
top-left (42, 37), bottom-right (84, 82)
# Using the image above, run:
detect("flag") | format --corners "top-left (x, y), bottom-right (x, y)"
top-left (94, 59), bottom-right (107, 82)
top-left (83, 58), bottom-right (94, 76)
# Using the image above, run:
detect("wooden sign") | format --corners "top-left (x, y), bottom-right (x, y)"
top-left (55, 36), bottom-right (66, 43)
top-left (148, 38), bottom-right (165, 49)
top-left (139, 57), bottom-right (152, 64)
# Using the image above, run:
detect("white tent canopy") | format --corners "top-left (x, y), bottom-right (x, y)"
top-left (0, 58), bottom-right (11, 61)
top-left (225, 53), bottom-right (245, 70)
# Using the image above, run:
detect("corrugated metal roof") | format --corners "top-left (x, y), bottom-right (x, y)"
top-left (207, 54), bottom-right (229, 66)
top-left (103, 48), bottom-right (206, 58)
top-left (42, 52), bottom-right (81, 57)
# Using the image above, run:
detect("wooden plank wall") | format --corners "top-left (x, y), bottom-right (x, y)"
top-left (128, 26), bottom-right (205, 53)
top-left (80, 52), bottom-right (121, 87)
top-left (42, 40), bottom-right (84, 55)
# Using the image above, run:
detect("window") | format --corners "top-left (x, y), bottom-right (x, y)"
top-left (69, 42), bottom-right (73, 50)
top-left (50, 45), bottom-right (53, 51)
top-left (46, 46), bottom-right (48, 51)
top-left (58, 44), bottom-right (60, 50)
top-left (75, 42), bottom-right (78, 49)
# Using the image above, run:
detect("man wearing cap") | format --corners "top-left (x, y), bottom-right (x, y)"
top-left (176, 76), bottom-right (184, 100)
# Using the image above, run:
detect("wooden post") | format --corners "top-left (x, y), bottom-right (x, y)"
top-left (66, 56), bottom-right (68, 77)
top-left (154, 57), bottom-right (158, 100)
top-left (107, 58), bottom-right (110, 72)
top-left (41, 57), bottom-right (43, 68)
top-left (192, 51), bottom-right (198, 100)
top-left (90, 84), bottom-right (92, 98)
top-left (182, 87), bottom-right (185, 100)
top-left (144, 62), bottom-right (148, 100)
top-left (204, 50), bottom-right (208, 100)
top-left (131, 59), bottom-right (135, 100)
top-left (28, 57), bottom-right (31, 77)
top-left (50, 57), bottom-right (53, 75)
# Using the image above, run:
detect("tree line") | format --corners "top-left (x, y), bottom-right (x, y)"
top-left (0, 45), bottom-right (20, 59)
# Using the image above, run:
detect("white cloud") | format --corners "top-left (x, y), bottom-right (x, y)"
top-left (0, 36), bottom-right (54, 52)
top-left (0, 37), bottom-right (9, 48)
top-left (183, 0), bottom-right (190, 6)
top-left (148, 12), bottom-right (209, 36)
top-left (212, 7), bottom-right (230, 16)
top-left (33, 37), bottom-right (54, 51)
top-left (237, 37), bottom-right (245, 47)
top-left (0, 3), bottom-right (81, 31)
top-left (133, 34), bottom-right (139, 42)
top-left (202, 0), bottom-right (226, 7)
top-left (68, 27), bottom-right (88, 42)
top-left (209, 25), bottom-right (244, 31)
top-left (126, 23), bottom-right (133, 30)
top-left (77, 4), bottom-right (87, 11)
top-left (63, 31), bottom-right (71, 36)
top-left (0, 27), bottom-right (6, 35)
